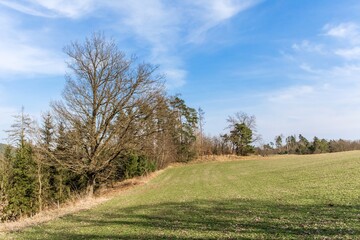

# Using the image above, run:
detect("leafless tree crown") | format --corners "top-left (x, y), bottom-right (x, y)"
top-left (51, 33), bottom-right (164, 194)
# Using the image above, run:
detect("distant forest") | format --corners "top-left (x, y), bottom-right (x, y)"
top-left (1, 33), bottom-right (359, 222)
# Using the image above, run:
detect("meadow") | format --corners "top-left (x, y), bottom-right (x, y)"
top-left (3, 151), bottom-right (360, 239)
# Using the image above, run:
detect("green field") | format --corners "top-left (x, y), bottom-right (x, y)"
top-left (4, 151), bottom-right (360, 239)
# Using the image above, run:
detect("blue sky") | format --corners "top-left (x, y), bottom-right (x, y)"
top-left (1, 0), bottom-right (360, 143)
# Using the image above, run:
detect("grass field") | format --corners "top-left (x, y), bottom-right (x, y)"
top-left (4, 151), bottom-right (360, 239)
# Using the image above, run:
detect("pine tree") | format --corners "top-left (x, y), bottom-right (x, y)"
top-left (169, 96), bottom-right (198, 162)
top-left (6, 143), bottom-right (37, 220)
top-left (229, 123), bottom-right (254, 156)
top-left (37, 112), bottom-right (56, 210)
top-left (4, 108), bottom-right (38, 220)
top-left (0, 146), bottom-right (12, 220)
top-left (53, 122), bottom-right (73, 205)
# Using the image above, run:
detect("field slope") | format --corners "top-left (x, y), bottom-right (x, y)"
top-left (5, 151), bottom-right (360, 239)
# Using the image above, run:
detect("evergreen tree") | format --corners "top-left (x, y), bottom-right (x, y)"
top-left (297, 134), bottom-right (310, 154)
top-left (285, 135), bottom-right (297, 154)
top-left (5, 143), bottom-right (37, 220)
top-left (0, 146), bottom-right (12, 220)
top-left (169, 96), bottom-right (198, 162)
top-left (52, 122), bottom-right (73, 205)
top-left (275, 135), bottom-right (283, 154)
top-left (3, 108), bottom-right (38, 220)
top-left (226, 112), bottom-right (258, 156)
top-left (37, 113), bottom-right (57, 210)
top-left (229, 123), bottom-right (254, 156)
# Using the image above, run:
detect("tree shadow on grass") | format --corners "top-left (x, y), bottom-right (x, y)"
top-left (17, 198), bottom-right (360, 239)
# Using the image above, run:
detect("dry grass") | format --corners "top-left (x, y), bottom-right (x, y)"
top-left (194, 154), bottom-right (276, 163)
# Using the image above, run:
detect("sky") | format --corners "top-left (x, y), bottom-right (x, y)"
top-left (1, 0), bottom-right (360, 143)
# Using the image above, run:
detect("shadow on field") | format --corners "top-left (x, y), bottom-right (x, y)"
top-left (21, 198), bottom-right (360, 239)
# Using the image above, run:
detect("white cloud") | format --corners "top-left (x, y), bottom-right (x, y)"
top-left (0, 13), bottom-right (65, 78)
top-left (298, 63), bottom-right (321, 74)
top-left (335, 47), bottom-right (360, 60)
top-left (0, 0), bottom-right (53, 17)
top-left (329, 64), bottom-right (360, 82)
top-left (0, 0), bottom-right (95, 18)
top-left (34, 0), bottom-right (94, 18)
top-left (106, 0), bottom-right (260, 88)
top-left (268, 85), bottom-right (314, 102)
top-left (288, 22), bottom-right (360, 83)
top-left (0, 41), bottom-right (65, 75)
top-left (163, 69), bottom-right (187, 88)
top-left (107, 0), bottom-right (185, 88)
top-left (258, 22), bottom-right (360, 141)
top-left (191, 0), bottom-right (256, 22)
top-left (185, 0), bottom-right (260, 43)
top-left (324, 22), bottom-right (360, 43)
top-left (259, 79), bottom-right (360, 141)
top-left (292, 40), bottom-right (324, 54)
top-left (0, 0), bottom-right (260, 88)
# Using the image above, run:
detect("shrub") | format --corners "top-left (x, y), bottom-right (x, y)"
top-left (123, 153), bottom-right (156, 179)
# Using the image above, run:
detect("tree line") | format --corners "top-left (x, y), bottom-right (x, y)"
top-left (193, 112), bottom-right (360, 157)
top-left (258, 134), bottom-right (360, 156)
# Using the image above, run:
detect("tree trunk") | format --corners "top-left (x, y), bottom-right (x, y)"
top-left (86, 175), bottom-right (96, 198)
top-left (59, 173), bottom-right (63, 208)
top-left (37, 164), bottom-right (42, 212)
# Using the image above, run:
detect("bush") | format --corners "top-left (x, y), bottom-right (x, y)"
top-left (123, 153), bottom-right (156, 179)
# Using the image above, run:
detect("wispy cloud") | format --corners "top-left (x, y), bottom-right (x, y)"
top-left (0, 0), bottom-right (261, 88)
top-left (0, 0), bottom-right (53, 17)
top-left (323, 22), bottom-right (360, 44)
top-left (104, 0), bottom-right (260, 88)
top-left (335, 47), bottom-right (360, 60)
top-left (292, 40), bottom-right (325, 54)
top-left (268, 85), bottom-right (314, 102)
top-left (106, 0), bottom-right (185, 88)
top-left (0, 13), bottom-right (65, 78)
top-left (185, 0), bottom-right (260, 43)
top-left (0, 0), bottom-right (95, 18)
top-left (254, 21), bottom-right (360, 141)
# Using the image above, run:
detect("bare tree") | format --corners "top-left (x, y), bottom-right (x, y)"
top-left (6, 107), bottom-right (36, 147)
top-left (197, 107), bottom-right (205, 157)
top-left (51, 33), bottom-right (163, 196)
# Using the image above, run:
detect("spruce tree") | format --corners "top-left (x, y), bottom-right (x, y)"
top-left (4, 108), bottom-right (38, 220)
top-left (6, 143), bottom-right (37, 220)
top-left (38, 113), bottom-right (56, 209)
top-left (0, 146), bottom-right (12, 220)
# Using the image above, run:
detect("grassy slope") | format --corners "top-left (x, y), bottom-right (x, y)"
top-left (6, 151), bottom-right (360, 239)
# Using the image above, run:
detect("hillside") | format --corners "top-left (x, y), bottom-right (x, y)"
top-left (4, 151), bottom-right (360, 239)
